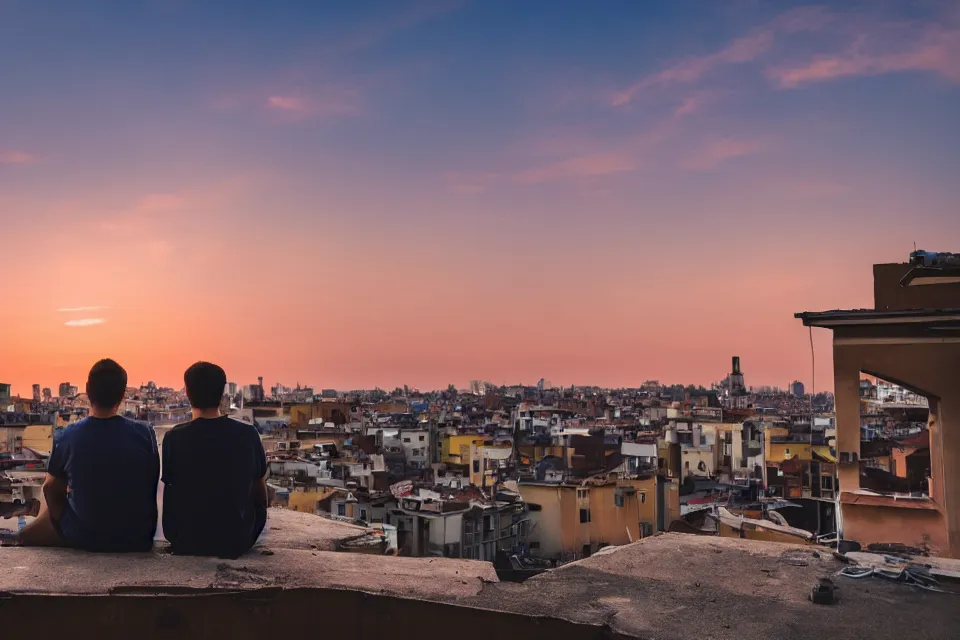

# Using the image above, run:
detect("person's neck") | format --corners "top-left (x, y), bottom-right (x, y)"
top-left (90, 407), bottom-right (118, 419)
top-left (192, 408), bottom-right (221, 420)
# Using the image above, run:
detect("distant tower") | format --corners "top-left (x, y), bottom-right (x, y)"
top-left (42, 387), bottom-right (52, 402)
top-left (32, 384), bottom-right (41, 402)
top-left (729, 357), bottom-right (746, 393)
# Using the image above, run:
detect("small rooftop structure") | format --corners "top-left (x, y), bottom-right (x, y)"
top-left (797, 257), bottom-right (960, 558)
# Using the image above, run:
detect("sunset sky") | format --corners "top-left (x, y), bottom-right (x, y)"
top-left (1, 1), bottom-right (958, 395)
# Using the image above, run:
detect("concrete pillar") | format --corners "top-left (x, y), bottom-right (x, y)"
top-left (832, 343), bottom-right (862, 494)
top-left (936, 396), bottom-right (960, 557)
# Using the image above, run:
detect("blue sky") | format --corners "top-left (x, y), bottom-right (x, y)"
top-left (1, 0), bottom-right (958, 392)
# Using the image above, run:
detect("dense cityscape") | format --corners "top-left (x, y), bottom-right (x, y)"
top-left (0, 348), bottom-right (930, 559)
top-left (2, 262), bottom-right (957, 638)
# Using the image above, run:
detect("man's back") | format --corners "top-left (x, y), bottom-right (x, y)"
top-left (161, 416), bottom-right (266, 558)
top-left (48, 416), bottom-right (159, 552)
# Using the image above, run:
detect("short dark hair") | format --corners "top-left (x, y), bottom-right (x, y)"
top-left (86, 359), bottom-right (128, 409)
top-left (184, 361), bottom-right (227, 410)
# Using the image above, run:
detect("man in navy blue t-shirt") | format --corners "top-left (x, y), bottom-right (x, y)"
top-left (162, 361), bottom-right (267, 559)
top-left (19, 359), bottom-right (159, 552)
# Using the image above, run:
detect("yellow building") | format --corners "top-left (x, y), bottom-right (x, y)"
top-left (519, 477), bottom-right (660, 561)
top-left (464, 443), bottom-right (513, 487)
top-left (22, 424), bottom-right (54, 454)
top-left (441, 434), bottom-right (490, 465)
top-left (281, 486), bottom-right (340, 513)
top-left (765, 426), bottom-right (834, 463)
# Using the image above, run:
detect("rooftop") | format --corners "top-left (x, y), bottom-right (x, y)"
top-left (796, 307), bottom-right (960, 327)
top-left (2, 519), bottom-right (957, 639)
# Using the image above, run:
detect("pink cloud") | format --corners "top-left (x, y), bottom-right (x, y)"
top-left (511, 153), bottom-right (636, 185)
top-left (684, 138), bottom-right (766, 171)
top-left (64, 318), bottom-right (106, 327)
top-left (769, 25), bottom-right (960, 88)
top-left (265, 87), bottom-right (362, 121)
top-left (451, 116), bottom-right (683, 189)
top-left (330, 0), bottom-right (464, 54)
top-left (267, 95), bottom-right (308, 111)
top-left (0, 149), bottom-right (36, 165)
top-left (443, 171), bottom-right (502, 194)
top-left (672, 91), bottom-right (722, 118)
top-left (611, 7), bottom-right (832, 107)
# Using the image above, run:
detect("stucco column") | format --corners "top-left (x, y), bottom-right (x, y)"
top-left (832, 342), bottom-right (861, 494)
top-left (937, 397), bottom-right (960, 557)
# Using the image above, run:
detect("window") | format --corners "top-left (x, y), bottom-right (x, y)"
top-left (614, 493), bottom-right (624, 508)
top-left (640, 492), bottom-right (646, 504)
top-left (403, 437), bottom-right (411, 443)
top-left (337, 503), bottom-right (346, 517)
top-left (784, 448), bottom-right (790, 456)
top-left (821, 475), bottom-right (833, 490)
top-left (576, 488), bottom-right (589, 499)
top-left (360, 509), bottom-right (368, 521)
top-left (473, 460), bottom-right (480, 473)
top-left (529, 542), bottom-right (540, 551)
top-left (579, 508), bottom-right (591, 523)
top-left (419, 435), bottom-right (425, 442)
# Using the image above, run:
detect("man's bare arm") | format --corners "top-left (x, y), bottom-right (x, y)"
top-left (41, 473), bottom-right (68, 520)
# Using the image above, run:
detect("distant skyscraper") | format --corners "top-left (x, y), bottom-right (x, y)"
top-left (729, 357), bottom-right (746, 394)
top-left (790, 380), bottom-right (805, 397)
top-left (0, 383), bottom-right (10, 404)
top-left (32, 384), bottom-right (41, 401)
top-left (42, 387), bottom-right (52, 402)
top-left (243, 380), bottom-right (265, 403)
top-left (58, 382), bottom-right (72, 398)
top-left (726, 357), bottom-right (748, 409)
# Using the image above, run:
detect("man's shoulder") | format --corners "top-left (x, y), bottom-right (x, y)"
top-left (55, 420), bottom-right (85, 444)
top-left (167, 416), bottom-right (256, 436)
top-left (165, 419), bottom-right (198, 442)
top-left (118, 415), bottom-right (151, 429)
top-left (222, 415), bottom-right (257, 429)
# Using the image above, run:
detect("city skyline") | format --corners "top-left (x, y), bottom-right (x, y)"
top-left (3, 1), bottom-right (958, 394)
top-left (2, 366), bottom-right (826, 399)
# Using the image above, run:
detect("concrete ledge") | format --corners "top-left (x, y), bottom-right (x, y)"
top-left (0, 508), bottom-right (497, 599)
top-left (3, 530), bottom-right (959, 640)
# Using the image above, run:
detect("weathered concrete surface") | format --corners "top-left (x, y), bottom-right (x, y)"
top-left (0, 508), bottom-right (497, 599)
top-left (255, 506), bottom-right (368, 551)
top-left (463, 534), bottom-right (960, 640)
top-left (3, 528), bottom-right (959, 639)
